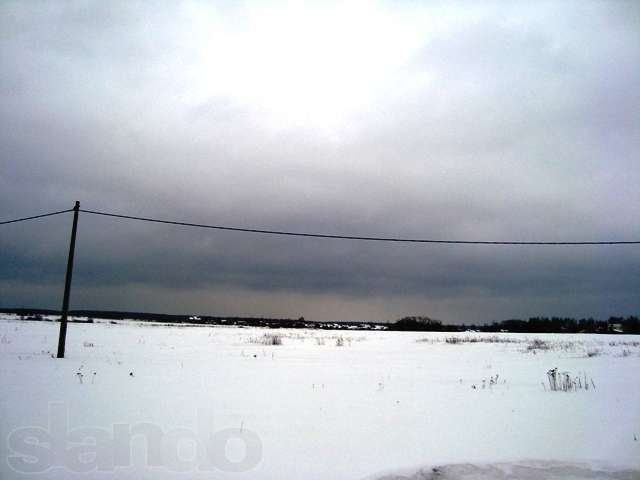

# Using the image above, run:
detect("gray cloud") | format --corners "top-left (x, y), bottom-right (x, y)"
top-left (1, 1), bottom-right (639, 322)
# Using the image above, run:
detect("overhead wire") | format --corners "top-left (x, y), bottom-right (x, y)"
top-left (0, 208), bottom-right (74, 226)
top-left (78, 208), bottom-right (640, 246)
top-left (2, 206), bottom-right (638, 245)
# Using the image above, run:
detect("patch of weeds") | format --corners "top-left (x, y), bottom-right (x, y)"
top-left (527, 339), bottom-right (550, 352)
top-left (248, 334), bottom-right (282, 346)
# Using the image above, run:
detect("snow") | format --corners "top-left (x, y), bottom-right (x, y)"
top-left (1, 316), bottom-right (639, 479)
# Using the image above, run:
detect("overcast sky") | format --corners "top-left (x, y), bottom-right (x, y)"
top-left (1, 1), bottom-right (639, 323)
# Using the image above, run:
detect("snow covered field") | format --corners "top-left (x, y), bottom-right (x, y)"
top-left (1, 316), bottom-right (639, 479)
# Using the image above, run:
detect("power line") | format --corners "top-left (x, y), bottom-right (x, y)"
top-left (0, 208), bottom-right (74, 226)
top-left (79, 208), bottom-right (640, 245)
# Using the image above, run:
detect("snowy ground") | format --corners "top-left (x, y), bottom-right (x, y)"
top-left (1, 315), bottom-right (639, 479)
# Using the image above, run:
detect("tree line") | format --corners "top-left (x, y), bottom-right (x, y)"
top-left (389, 315), bottom-right (640, 334)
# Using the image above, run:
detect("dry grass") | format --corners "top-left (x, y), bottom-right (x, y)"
top-left (545, 368), bottom-right (596, 392)
top-left (418, 335), bottom-right (522, 345)
top-left (527, 339), bottom-right (551, 351)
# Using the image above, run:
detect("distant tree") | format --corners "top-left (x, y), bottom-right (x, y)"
top-left (623, 316), bottom-right (640, 333)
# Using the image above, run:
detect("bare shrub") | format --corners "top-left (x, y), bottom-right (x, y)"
top-left (335, 336), bottom-right (344, 347)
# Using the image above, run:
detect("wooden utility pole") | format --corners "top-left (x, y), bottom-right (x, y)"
top-left (56, 201), bottom-right (80, 359)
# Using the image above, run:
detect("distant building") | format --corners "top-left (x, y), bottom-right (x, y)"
top-left (609, 323), bottom-right (623, 333)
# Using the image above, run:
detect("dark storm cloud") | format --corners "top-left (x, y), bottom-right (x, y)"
top-left (1, 1), bottom-right (639, 322)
